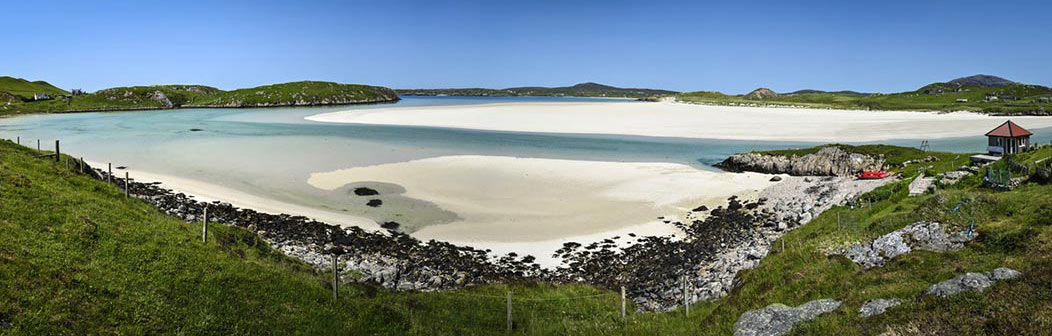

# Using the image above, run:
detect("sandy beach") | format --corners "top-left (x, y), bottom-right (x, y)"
top-left (308, 155), bottom-right (775, 266)
top-left (306, 101), bottom-right (1052, 142)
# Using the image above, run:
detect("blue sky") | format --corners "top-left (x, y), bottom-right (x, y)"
top-left (3, 0), bottom-right (1050, 93)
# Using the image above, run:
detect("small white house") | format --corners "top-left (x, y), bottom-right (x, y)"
top-left (955, 98), bottom-right (968, 103)
top-left (32, 93), bottom-right (52, 101)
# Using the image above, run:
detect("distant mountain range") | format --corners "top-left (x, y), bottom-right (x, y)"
top-left (397, 82), bottom-right (679, 98)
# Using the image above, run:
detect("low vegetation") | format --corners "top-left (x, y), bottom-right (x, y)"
top-left (0, 78), bottom-right (399, 115)
top-left (677, 75), bottom-right (1052, 115)
top-left (1, 137), bottom-right (1050, 334)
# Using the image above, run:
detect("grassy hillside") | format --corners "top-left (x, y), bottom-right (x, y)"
top-left (398, 82), bottom-right (678, 98)
top-left (0, 77), bottom-right (68, 100)
top-left (192, 81), bottom-right (399, 107)
top-left (677, 75), bottom-right (1052, 115)
top-left (0, 80), bottom-right (399, 115)
top-left (2, 136), bottom-right (1051, 334)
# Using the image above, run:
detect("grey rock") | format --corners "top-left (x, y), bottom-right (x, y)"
top-left (716, 146), bottom-right (886, 176)
top-left (733, 299), bottom-right (842, 336)
top-left (988, 267), bottom-right (1022, 281)
top-left (925, 272), bottom-right (994, 297)
top-left (858, 298), bottom-right (901, 318)
top-left (832, 222), bottom-right (975, 269)
top-left (924, 267), bottom-right (1021, 298)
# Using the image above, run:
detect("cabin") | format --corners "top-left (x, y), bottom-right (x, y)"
top-left (971, 120), bottom-right (1033, 164)
top-left (32, 93), bottom-right (52, 101)
top-left (986, 120), bottom-right (1032, 156)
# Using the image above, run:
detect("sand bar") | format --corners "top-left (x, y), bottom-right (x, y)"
top-left (306, 101), bottom-right (1052, 142)
top-left (86, 161), bottom-right (381, 230)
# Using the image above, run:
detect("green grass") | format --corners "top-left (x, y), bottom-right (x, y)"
top-left (0, 77), bottom-right (68, 100)
top-left (0, 81), bottom-right (398, 115)
top-left (677, 84), bottom-right (1052, 115)
top-left (1, 139), bottom-right (1050, 335)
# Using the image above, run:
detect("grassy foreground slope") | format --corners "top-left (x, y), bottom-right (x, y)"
top-left (1, 136), bottom-right (1051, 335)
top-left (0, 80), bottom-right (399, 115)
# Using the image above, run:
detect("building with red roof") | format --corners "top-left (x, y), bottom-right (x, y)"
top-left (985, 120), bottom-right (1033, 156)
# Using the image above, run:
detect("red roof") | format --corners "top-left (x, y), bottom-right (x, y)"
top-left (985, 120), bottom-right (1033, 137)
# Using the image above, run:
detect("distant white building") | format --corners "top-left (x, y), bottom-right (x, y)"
top-left (32, 93), bottom-right (52, 101)
top-left (955, 98), bottom-right (968, 103)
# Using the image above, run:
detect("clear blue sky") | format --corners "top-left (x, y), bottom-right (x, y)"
top-left (4, 0), bottom-right (1050, 94)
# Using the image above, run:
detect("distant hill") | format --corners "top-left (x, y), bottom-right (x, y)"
top-left (947, 74), bottom-right (1017, 88)
top-left (676, 74), bottom-right (1052, 115)
top-left (0, 79), bottom-right (399, 115)
top-left (0, 76), bottom-right (69, 100)
top-left (398, 82), bottom-right (678, 98)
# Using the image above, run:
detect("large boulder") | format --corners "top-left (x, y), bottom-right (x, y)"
top-left (733, 299), bottom-right (841, 336)
top-left (832, 222), bottom-right (975, 269)
top-left (716, 146), bottom-right (885, 176)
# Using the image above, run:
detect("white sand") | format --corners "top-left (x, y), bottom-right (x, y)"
top-left (308, 155), bottom-right (774, 267)
top-left (306, 101), bottom-right (1052, 142)
top-left (88, 161), bottom-right (380, 230)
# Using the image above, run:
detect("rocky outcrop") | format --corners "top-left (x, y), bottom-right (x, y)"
top-left (733, 299), bottom-right (841, 336)
top-left (716, 146), bottom-right (886, 176)
top-left (831, 222), bottom-right (975, 269)
top-left (149, 90), bottom-right (174, 108)
top-left (859, 298), bottom-right (901, 318)
top-left (554, 176), bottom-right (894, 312)
top-left (924, 268), bottom-right (1021, 297)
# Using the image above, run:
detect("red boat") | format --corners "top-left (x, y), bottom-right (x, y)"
top-left (857, 171), bottom-right (891, 180)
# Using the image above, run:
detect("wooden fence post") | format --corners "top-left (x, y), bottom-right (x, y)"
top-left (620, 286), bottom-right (626, 319)
top-left (506, 292), bottom-right (513, 333)
top-left (125, 172), bottom-right (130, 198)
top-left (683, 275), bottom-right (690, 317)
top-left (202, 205), bottom-right (209, 242)
top-left (55, 140), bottom-right (60, 162)
top-left (108, 163), bottom-right (112, 184)
top-left (37, 139), bottom-right (40, 151)
top-left (79, 157), bottom-right (85, 174)
top-left (332, 254), bottom-right (339, 300)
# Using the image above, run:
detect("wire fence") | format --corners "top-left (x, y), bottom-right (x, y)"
top-left (6, 136), bottom-right (690, 335)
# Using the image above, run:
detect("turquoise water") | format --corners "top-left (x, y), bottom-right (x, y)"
top-left (1, 96), bottom-right (1048, 226)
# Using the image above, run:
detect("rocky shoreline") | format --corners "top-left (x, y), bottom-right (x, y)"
top-left (550, 175), bottom-right (894, 311)
top-left (69, 155), bottom-right (892, 312)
